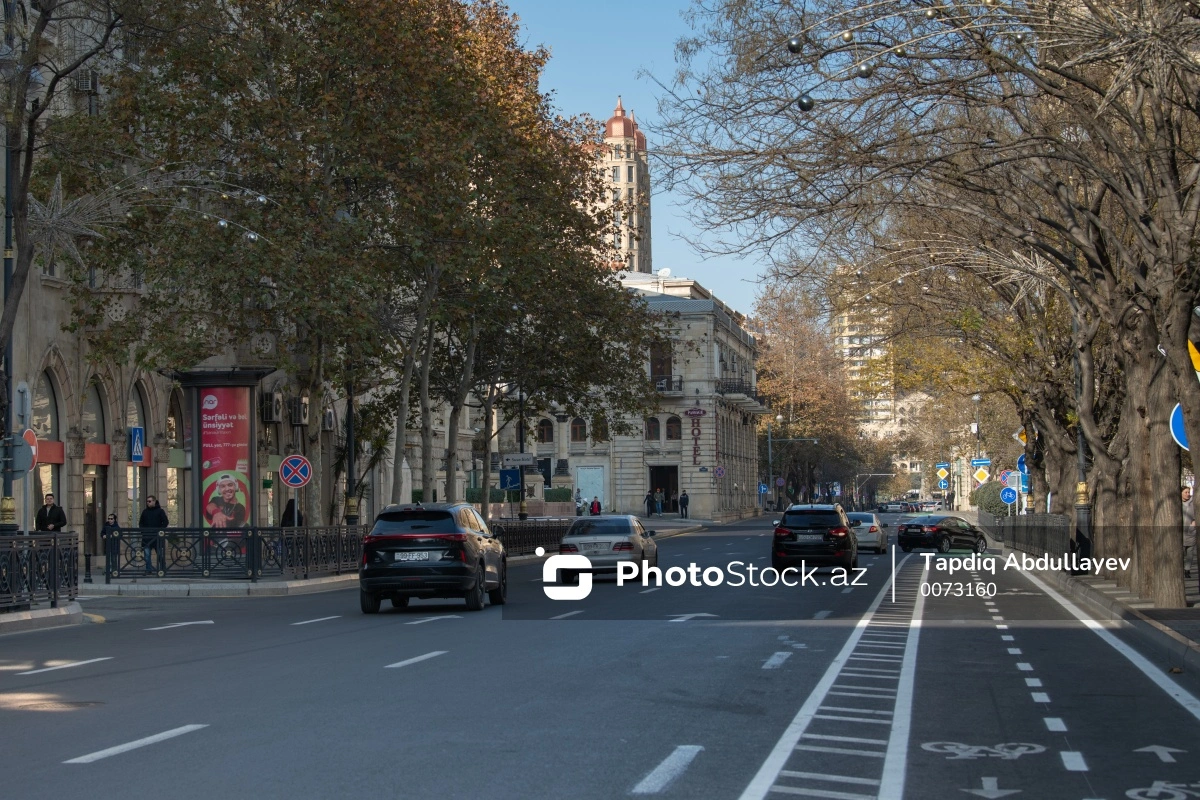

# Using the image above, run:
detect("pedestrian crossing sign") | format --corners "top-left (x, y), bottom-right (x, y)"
top-left (129, 426), bottom-right (145, 464)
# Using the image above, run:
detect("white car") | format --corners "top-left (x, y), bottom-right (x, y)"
top-left (848, 512), bottom-right (889, 555)
top-left (884, 502), bottom-right (905, 513)
top-left (557, 515), bottom-right (658, 581)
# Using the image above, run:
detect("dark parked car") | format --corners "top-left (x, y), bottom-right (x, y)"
top-left (897, 515), bottom-right (989, 554)
top-left (772, 504), bottom-right (858, 571)
top-left (358, 503), bottom-right (506, 614)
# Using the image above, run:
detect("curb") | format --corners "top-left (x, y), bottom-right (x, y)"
top-left (0, 602), bottom-right (83, 635)
top-left (999, 544), bottom-right (1200, 675)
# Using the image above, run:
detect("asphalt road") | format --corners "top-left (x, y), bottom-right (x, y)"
top-left (3, 513), bottom-right (1199, 800)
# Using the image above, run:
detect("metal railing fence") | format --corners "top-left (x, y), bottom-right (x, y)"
top-left (1, 533), bottom-right (78, 612)
top-left (490, 518), bottom-right (574, 556)
top-left (978, 513), bottom-right (1072, 558)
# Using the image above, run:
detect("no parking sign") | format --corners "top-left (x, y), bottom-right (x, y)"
top-left (280, 455), bottom-right (312, 488)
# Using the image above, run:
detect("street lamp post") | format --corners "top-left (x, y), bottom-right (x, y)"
top-left (344, 381), bottom-right (357, 525)
top-left (854, 473), bottom-right (894, 510)
top-left (0, 8), bottom-right (16, 531)
top-left (971, 394), bottom-right (982, 458)
top-left (767, 413), bottom-right (782, 510)
top-left (517, 387), bottom-right (527, 521)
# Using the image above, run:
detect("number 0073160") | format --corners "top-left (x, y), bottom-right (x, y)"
top-left (920, 582), bottom-right (996, 597)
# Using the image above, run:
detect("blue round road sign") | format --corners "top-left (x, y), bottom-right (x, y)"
top-left (1016, 454), bottom-right (1028, 474)
top-left (280, 454), bottom-right (313, 488)
top-left (1000, 487), bottom-right (1018, 505)
top-left (1171, 403), bottom-right (1189, 451)
top-left (938, 479), bottom-right (949, 490)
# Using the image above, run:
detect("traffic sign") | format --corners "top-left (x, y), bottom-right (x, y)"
top-left (971, 458), bottom-right (992, 468)
top-left (936, 467), bottom-right (949, 480)
top-left (1171, 403), bottom-right (1189, 451)
top-left (1000, 487), bottom-right (1018, 505)
top-left (1020, 473), bottom-right (1030, 494)
top-left (935, 462), bottom-right (950, 469)
top-left (759, 483), bottom-right (768, 494)
top-left (938, 479), bottom-right (949, 490)
top-left (502, 453), bottom-right (537, 467)
top-left (775, 477), bottom-right (784, 487)
top-left (129, 426), bottom-right (145, 464)
top-left (279, 454), bottom-right (313, 488)
top-left (9, 436), bottom-right (33, 475)
top-left (973, 467), bottom-right (990, 483)
top-left (1012, 427), bottom-right (1027, 445)
top-left (1016, 454), bottom-right (1028, 474)
top-left (714, 466), bottom-right (726, 478)
top-left (22, 429), bottom-right (37, 466)
top-left (499, 468), bottom-right (521, 491)
top-left (997, 469), bottom-right (1013, 485)
top-left (1004, 472), bottom-right (1021, 489)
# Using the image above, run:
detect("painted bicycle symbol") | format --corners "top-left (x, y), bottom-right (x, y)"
top-left (1126, 781), bottom-right (1200, 800)
top-left (920, 742), bottom-right (1046, 760)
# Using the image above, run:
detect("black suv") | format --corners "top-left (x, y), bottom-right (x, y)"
top-left (772, 504), bottom-right (859, 571)
top-left (358, 503), bottom-right (507, 614)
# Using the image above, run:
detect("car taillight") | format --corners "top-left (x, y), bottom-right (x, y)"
top-left (560, 543), bottom-right (579, 553)
top-left (830, 527), bottom-right (849, 537)
top-left (922, 525), bottom-right (938, 533)
top-left (869, 525), bottom-right (879, 532)
top-left (612, 542), bottom-right (633, 551)
top-left (773, 526), bottom-right (791, 538)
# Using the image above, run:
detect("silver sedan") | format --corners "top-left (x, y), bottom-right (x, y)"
top-left (558, 515), bottom-right (659, 580)
top-left (847, 512), bottom-right (889, 555)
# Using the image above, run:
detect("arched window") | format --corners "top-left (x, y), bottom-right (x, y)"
top-left (82, 384), bottom-right (106, 443)
top-left (536, 419), bottom-right (554, 443)
top-left (644, 417), bottom-right (660, 441)
top-left (665, 416), bottom-right (682, 440)
top-left (570, 417), bottom-right (587, 442)
top-left (32, 372), bottom-right (59, 440)
top-left (127, 384), bottom-right (147, 431)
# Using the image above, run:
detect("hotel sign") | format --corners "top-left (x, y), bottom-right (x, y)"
top-left (684, 408), bottom-right (707, 417)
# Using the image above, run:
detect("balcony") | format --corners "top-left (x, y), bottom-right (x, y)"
top-left (716, 380), bottom-right (771, 413)
top-left (652, 374), bottom-right (683, 394)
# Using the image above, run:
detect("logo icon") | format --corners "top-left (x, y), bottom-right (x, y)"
top-left (536, 547), bottom-right (593, 600)
top-left (202, 394), bottom-right (219, 410)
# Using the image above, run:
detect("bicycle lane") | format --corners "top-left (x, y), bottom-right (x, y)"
top-left (902, 555), bottom-right (1200, 800)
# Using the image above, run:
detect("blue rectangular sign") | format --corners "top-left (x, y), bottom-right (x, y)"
top-left (498, 468), bottom-right (521, 492)
top-left (935, 462), bottom-right (950, 469)
top-left (129, 426), bottom-right (145, 464)
top-left (1020, 473), bottom-right (1030, 493)
top-left (970, 458), bottom-right (991, 467)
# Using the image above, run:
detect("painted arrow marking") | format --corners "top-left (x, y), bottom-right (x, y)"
top-left (144, 621), bottom-right (214, 631)
top-left (404, 615), bottom-right (463, 626)
top-left (960, 777), bottom-right (1020, 798)
top-left (667, 613), bottom-right (718, 622)
top-left (1134, 745), bottom-right (1186, 763)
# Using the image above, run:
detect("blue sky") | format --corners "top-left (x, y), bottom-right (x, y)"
top-left (505, 0), bottom-right (768, 316)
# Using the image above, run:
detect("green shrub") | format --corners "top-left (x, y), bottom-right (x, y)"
top-left (969, 481), bottom-right (1007, 515)
top-left (543, 487), bottom-right (572, 502)
top-left (465, 487), bottom-right (513, 503)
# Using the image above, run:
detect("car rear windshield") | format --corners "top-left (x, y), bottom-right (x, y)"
top-left (370, 511), bottom-right (457, 534)
top-left (847, 513), bottom-right (874, 522)
top-left (566, 519), bottom-right (631, 536)
top-left (782, 511), bottom-right (842, 528)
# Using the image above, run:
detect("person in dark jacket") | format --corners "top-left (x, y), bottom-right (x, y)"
top-left (643, 490), bottom-right (655, 518)
top-left (139, 495), bottom-right (169, 574)
top-left (281, 498), bottom-right (303, 527)
top-left (679, 490), bottom-right (690, 519)
top-left (35, 493), bottom-right (67, 531)
top-left (590, 497), bottom-right (602, 516)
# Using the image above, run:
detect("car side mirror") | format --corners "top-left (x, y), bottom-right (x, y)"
top-left (772, 520), bottom-right (780, 527)
top-left (647, 530), bottom-right (656, 536)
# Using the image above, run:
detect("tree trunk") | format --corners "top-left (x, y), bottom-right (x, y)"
top-left (1147, 362), bottom-right (1186, 607)
top-left (442, 325), bottom-right (480, 503)
top-left (303, 339), bottom-right (326, 526)
top-left (419, 323), bottom-right (436, 502)
top-left (388, 275), bottom-right (441, 504)
top-left (478, 385), bottom-right (500, 525)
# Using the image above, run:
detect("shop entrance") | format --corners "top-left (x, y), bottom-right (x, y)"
top-left (83, 466), bottom-right (107, 557)
top-left (647, 465), bottom-right (679, 514)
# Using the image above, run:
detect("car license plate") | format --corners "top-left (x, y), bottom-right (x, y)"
top-left (796, 533), bottom-right (824, 541)
top-left (394, 551), bottom-right (429, 562)
top-left (581, 542), bottom-right (608, 552)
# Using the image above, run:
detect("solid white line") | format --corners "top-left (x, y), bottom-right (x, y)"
top-left (291, 616), bottom-right (341, 626)
top-left (764, 652), bottom-right (793, 669)
top-left (384, 651), bottom-right (447, 669)
top-left (1020, 570), bottom-right (1200, 724)
top-left (1060, 751), bottom-right (1088, 771)
top-left (64, 725), bottom-right (207, 764)
top-left (18, 657), bottom-right (112, 675)
top-left (631, 745), bottom-right (704, 794)
top-left (877, 565), bottom-right (927, 800)
top-left (1031, 692), bottom-right (1051, 703)
top-left (736, 556), bottom-right (909, 800)
top-left (1045, 717), bottom-right (1067, 732)
top-left (144, 621), bottom-right (213, 631)
top-left (549, 610), bottom-right (585, 620)
top-left (780, 770), bottom-right (881, 786)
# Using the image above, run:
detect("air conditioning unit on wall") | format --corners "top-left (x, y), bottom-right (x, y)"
top-left (322, 408), bottom-right (336, 431)
top-left (260, 392), bottom-right (284, 424)
top-left (288, 396), bottom-right (310, 426)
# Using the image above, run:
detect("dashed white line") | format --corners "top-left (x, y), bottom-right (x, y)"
top-left (1060, 751), bottom-right (1088, 771)
top-left (813, 610), bottom-right (832, 620)
top-left (291, 616), bottom-right (341, 626)
top-left (841, 588), bottom-right (854, 594)
top-left (1016, 663), bottom-right (1033, 671)
top-left (763, 652), bottom-right (793, 670)
top-left (631, 745), bottom-right (704, 794)
top-left (1001, 635), bottom-right (1014, 641)
top-left (1031, 692), bottom-right (1051, 703)
top-left (144, 621), bottom-right (213, 631)
top-left (18, 657), bottom-right (112, 675)
top-left (640, 587), bottom-right (661, 594)
top-left (404, 615), bottom-right (462, 625)
top-left (1007, 648), bottom-right (1022, 655)
top-left (1045, 718), bottom-right (1067, 732)
top-left (550, 610), bottom-right (585, 620)
top-left (384, 651), bottom-right (447, 669)
top-left (64, 725), bottom-right (208, 764)
top-left (1026, 678), bottom-right (1043, 687)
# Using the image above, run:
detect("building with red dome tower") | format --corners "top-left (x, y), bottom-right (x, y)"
top-left (601, 96), bottom-right (652, 274)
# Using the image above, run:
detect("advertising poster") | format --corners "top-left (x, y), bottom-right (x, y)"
top-left (199, 387), bottom-right (252, 528)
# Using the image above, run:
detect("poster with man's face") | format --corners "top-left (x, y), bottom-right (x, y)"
top-left (199, 387), bottom-right (251, 529)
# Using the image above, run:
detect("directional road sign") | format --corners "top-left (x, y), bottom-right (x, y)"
top-left (759, 483), bottom-right (768, 494)
top-left (1020, 473), bottom-right (1030, 494)
top-left (279, 454), bottom-right (313, 488)
top-left (1016, 454), bottom-right (1028, 474)
top-left (129, 426), bottom-right (145, 464)
top-left (1171, 403), bottom-right (1189, 451)
top-left (502, 453), bottom-right (537, 467)
top-left (938, 479), bottom-right (949, 490)
top-left (971, 458), bottom-right (992, 468)
top-left (936, 467), bottom-right (949, 480)
top-left (1000, 487), bottom-right (1018, 505)
top-left (498, 469), bottom-right (521, 491)
top-left (973, 467), bottom-right (990, 484)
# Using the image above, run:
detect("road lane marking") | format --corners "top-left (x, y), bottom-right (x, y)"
top-left (812, 714), bottom-right (891, 725)
top-left (780, 770), bottom-right (881, 787)
top-left (64, 725), bottom-right (207, 764)
top-left (144, 621), bottom-right (213, 631)
top-left (878, 566), bottom-right (928, 800)
top-left (1031, 692), bottom-right (1051, 703)
top-left (795, 745), bottom-right (884, 758)
top-left (995, 624), bottom-right (1009, 629)
top-left (991, 616), bottom-right (1005, 621)
top-left (1026, 679), bottom-right (1043, 687)
top-left (639, 587), bottom-right (661, 594)
top-left (384, 651), bottom-right (447, 669)
top-left (1001, 635), bottom-right (1014, 641)
top-left (1045, 718), bottom-right (1066, 732)
top-left (813, 610), bottom-right (832, 620)
top-left (821, 706), bottom-right (892, 716)
top-left (841, 588), bottom-right (853, 594)
top-left (550, 610), bottom-right (584, 620)
top-left (1016, 663), bottom-right (1033, 671)
top-left (800, 735), bottom-right (887, 746)
top-left (1020, 569), bottom-right (1200, 724)
top-left (763, 652), bottom-right (793, 669)
top-left (1007, 648), bottom-right (1022, 655)
top-left (404, 615), bottom-right (462, 625)
top-left (291, 616), bottom-right (341, 626)
top-left (1060, 751), bottom-right (1088, 771)
top-left (631, 745), bottom-right (703, 795)
top-left (18, 657), bottom-right (113, 675)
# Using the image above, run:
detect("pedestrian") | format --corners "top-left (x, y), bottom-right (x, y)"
top-left (139, 495), bottom-right (169, 574)
top-left (101, 513), bottom-right (121, 559)
top-left (679, 490), bottom-right (689, 519)
top-left (654, 487), bottom-right (664, 516)
top-left (590, 496), bottom-right (602, 516)
top-left (1183, 486), bottom-right (1195, 579)
top-left (670, 490), bottom-right (678, 514)
top-left (644, 489), bottom-right (655, 518)
top-left (34, 493), bottom-right (67, 532)
top-left (280, 498), bottom-right (303, 527)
